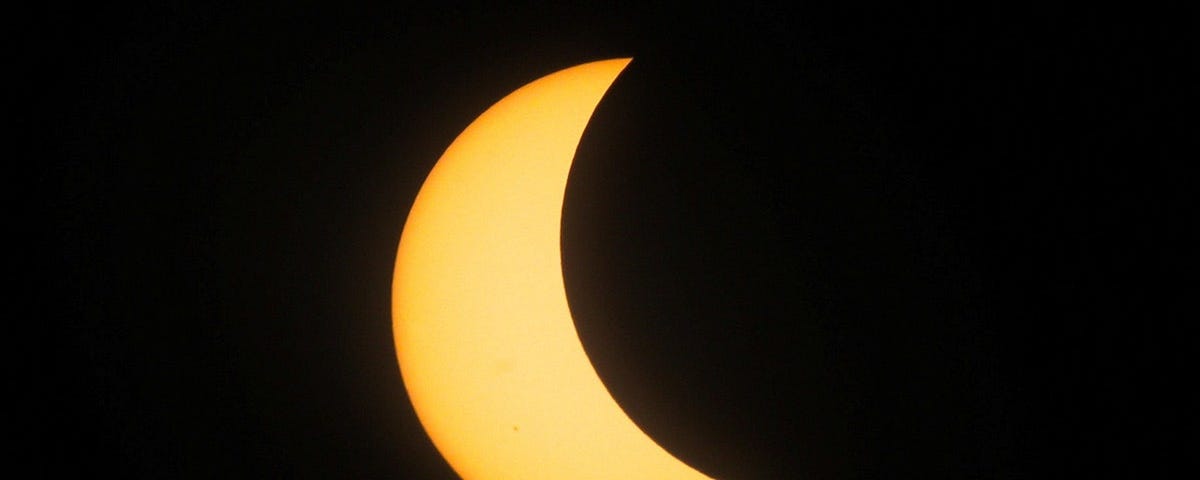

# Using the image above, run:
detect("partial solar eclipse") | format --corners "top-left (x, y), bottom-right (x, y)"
top-left (392, 59), bottom-right (712, 478)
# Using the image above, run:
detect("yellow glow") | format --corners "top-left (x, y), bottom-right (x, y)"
top-left (392, 59), bottom-right (712, 479)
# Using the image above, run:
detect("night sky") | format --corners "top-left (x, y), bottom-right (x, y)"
top-left (46, 3), bottom-right (1188, 478)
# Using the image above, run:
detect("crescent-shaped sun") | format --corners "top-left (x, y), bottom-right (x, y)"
top-left (392, 59), bottom-right (713, 479)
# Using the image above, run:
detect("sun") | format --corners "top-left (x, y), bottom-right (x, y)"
top-left (393, 59), bottom-right (712, 479)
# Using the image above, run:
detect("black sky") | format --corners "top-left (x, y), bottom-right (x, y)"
top-left (44, 2), bottom-right (1189, 478)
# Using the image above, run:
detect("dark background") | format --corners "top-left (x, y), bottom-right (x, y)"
top-left (44, 2), bottom-right (1188, 478)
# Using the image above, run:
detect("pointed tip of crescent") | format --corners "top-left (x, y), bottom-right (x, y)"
top-left (579, 57), bottom-right (633, 89)
top-left (593, 57), bottom-right (633, 71)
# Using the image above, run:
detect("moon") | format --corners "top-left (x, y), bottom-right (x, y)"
top-left (392, 59), bottom-right (713, 479)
